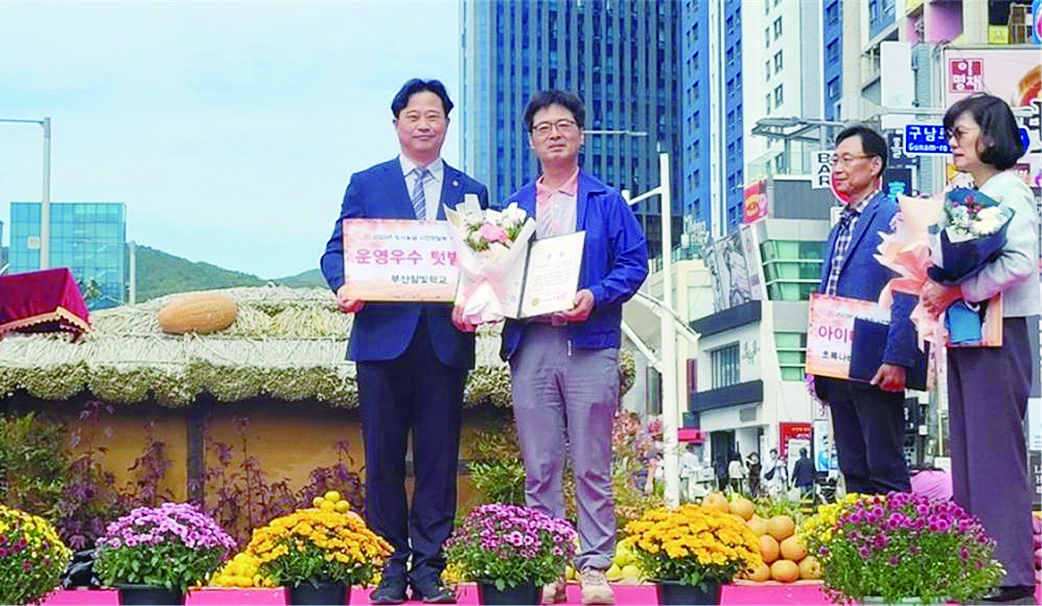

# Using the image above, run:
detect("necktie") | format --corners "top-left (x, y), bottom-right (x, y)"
top-left (411, 167), bottom-right (430, 220)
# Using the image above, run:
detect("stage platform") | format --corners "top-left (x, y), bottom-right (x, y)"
top-left (39, 581), bottom-right (1042, 605)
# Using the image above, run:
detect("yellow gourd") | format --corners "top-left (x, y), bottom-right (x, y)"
top-left (157, 293), bottom-right (237, 335)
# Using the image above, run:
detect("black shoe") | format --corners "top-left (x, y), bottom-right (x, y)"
top-left (409, 575), bottom-right (457, 604)
top-left (982, 585), bottom-right (1036, 604)
top-left (370, 575), bottom-right (409, 605)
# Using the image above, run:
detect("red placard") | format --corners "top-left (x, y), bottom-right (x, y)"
top-left (948, 58), bottom-right (984, 93)
top-left (779, 422), bottom-right (812, 457)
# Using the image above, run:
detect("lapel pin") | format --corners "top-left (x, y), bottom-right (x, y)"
top-left (453, 180), bottom-right (459, 187)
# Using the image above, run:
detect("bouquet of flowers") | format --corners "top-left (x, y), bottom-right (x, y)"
top-left (444, 504), bottom-right (578, 591)
top-left (930, 188), bottom-right (1014, 281)
top-left (93, 502), bottom-right (236, 592)
top-left (245, 506), bottom-right (392, 588)
top-left (928, 188), bottom-right (1013, 345)
top-left (621, 504), bottom-right (761, 587)
top-left (446, 196), bottom-right (536, 324)
top-left (0, 504), bottom-right (73, 606)
top-left (805, 492), bottom-right (1003, 604)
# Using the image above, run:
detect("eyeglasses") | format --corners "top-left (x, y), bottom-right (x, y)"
top-left (532, 119), bottom-right (579, 137)
top-left (830, 154), bottom-right (873, 167)
top-left (945, 126), bottom-right (979, 142)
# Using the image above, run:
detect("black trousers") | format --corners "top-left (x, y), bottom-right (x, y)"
top-left (356, 318), bottom-right (466, 582)
top-left (827, 379), bottom-right (911, 494)
top-left (949, 316), bottom-right (1034, 587)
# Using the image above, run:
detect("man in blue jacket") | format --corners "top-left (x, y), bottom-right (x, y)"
top-left (812, 124), bottom-right (914, 495)
top-left (320, 79), bottom-right (487, 605)
top-left (501, 90), bottom-right (648, 606)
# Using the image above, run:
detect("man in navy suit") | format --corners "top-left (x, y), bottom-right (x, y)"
top-left (812, 124), bottom-right (914, 495)
top-left (320, 79), bottom-right (488, 604)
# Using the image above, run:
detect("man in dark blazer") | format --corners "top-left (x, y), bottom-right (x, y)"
top-left (320, 78), bottom-right (488, 604)
top-left (812, 124), bottom-right (914, 495)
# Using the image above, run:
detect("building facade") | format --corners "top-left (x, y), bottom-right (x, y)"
top-left (459, 0), bottom-right (683, 259)
top-left (679, 0), bottom-right (744, 238)
top-left (9, 202), bottom-right (127, 309)
top-left (742, 0), bottom-right (827, 179)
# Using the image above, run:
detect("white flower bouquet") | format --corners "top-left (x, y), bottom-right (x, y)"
top-left (446, 196), bottom-right (536, 324)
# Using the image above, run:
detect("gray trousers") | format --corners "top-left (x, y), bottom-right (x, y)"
top-left (509, 324), bottom-right (619, 571)
top-left (948, 316), bottom-right (1035, 587)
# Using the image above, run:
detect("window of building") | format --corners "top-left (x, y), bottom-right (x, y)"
top-left (826, 40), bottom-right (839, 63)
top-left (765, 93), bottom-right (771, 113)
top-left (765, 27), bottom-right (770, 47)
top-left (774, 84), bottom-right (783, 106)
top-left (827, 77), bottom-right (840, 99)
top-left (775, 332), bottom-right (808, 381)
top-left (773, 50), bottom-right (783, 73)
top-left (773, 17), bottom-right (782, 39)
top-left (710, 343), bottom-right (740, 389)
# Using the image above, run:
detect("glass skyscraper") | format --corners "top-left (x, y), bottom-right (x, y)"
top-left (9, 202), bottom-right (127, 309)
top-left (459, 0), bottom-right (683, 259)
top-left (680, 0), bottom-right (744, 238)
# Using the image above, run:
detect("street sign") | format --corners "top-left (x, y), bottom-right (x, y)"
top-left (905, 123), bottom-right (1032, 156)
top-left (904, 124), bottom-right (950, 155)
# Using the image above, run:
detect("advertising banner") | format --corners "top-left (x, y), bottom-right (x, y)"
top-left (704, 225), bottom-right (766, 313)
top-left (942, 48), bottom-right (1042, 186)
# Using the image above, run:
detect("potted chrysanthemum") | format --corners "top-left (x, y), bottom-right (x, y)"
top-left (0, 505), bottom-right (73, 605)
top-left (803, 492), bottom-right (1004, 604)
top-left (93, 502), bottom-right (236, 605)
top-left (245, 506), bottom-right (392, 605)
top-left (622, 504), bottom-right (762, 605)
top-left (444, 504), bottom-right (578, 605)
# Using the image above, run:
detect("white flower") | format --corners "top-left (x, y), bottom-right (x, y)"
top-left (502, 203), bottom-right (528, 227)
top-left (484, 209), bottom-right (503, 225)
top-left (463, 212), bottom-right (484, 230)
top-left (969, 206), bottom-right (1007, 236)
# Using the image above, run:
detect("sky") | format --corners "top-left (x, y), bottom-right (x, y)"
top-left (0, 0), bottom-right (462, 279)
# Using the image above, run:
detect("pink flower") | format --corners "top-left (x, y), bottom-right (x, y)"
top-left (477, 223), bottom-right (510, 245)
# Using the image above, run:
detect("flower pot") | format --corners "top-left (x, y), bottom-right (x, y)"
top-left (285, 582), bottom-right (350, 605)
top-left (655, 579), bottom-right (722, 605)
top-left (117, 585), bottom-right (185, 606)
top-left (476, 580), bottom-right (541, 605)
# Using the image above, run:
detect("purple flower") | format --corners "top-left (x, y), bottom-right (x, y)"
top-left (857, 546), bottom-right (870, 558)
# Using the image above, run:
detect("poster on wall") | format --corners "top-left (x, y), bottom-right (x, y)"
top-left (743, 178), bottom-right (769, 222)
top-left (942, 48), bottom-right (1042, 187)
top-left (704, 226), bottom-right (766, 313)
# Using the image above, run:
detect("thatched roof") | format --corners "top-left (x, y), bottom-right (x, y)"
top-left (0, 286), bottom-right (634, 407)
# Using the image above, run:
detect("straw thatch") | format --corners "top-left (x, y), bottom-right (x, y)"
top-left (0, 286), bottom-right (634, 407)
